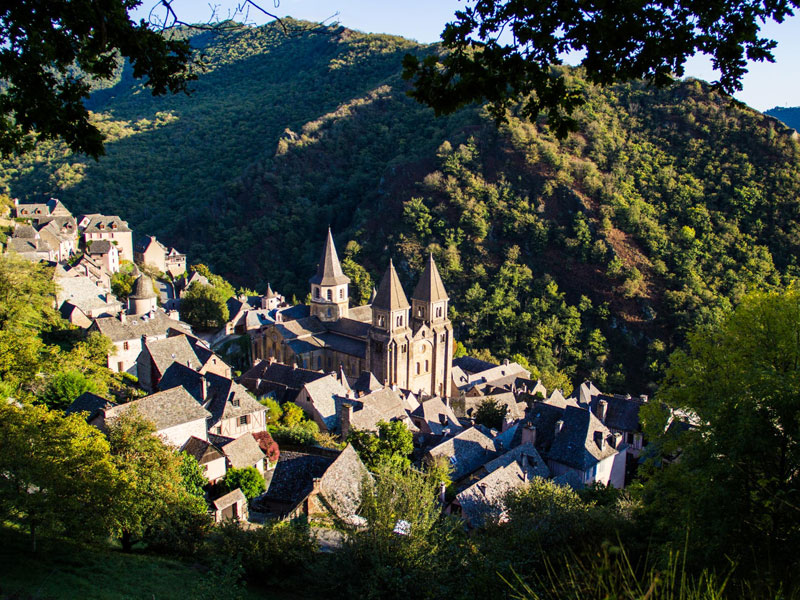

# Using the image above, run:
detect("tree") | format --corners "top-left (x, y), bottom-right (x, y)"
top-left (106, 410), bottom-right (205, 551)
top-left (403, 0), bottom-right (798, 136)
top-left (39, 370), bottom-right (102, 410)
top-left (180, 281), bottom-right (230, 329)
top-left (0, 1), bottom-right (195, 158)
top-left (280, 401), bottom-right (305, 428)
top-left (222, 466), bottom-right (265, 500)
top-left (0, 401), bottom-right (118, 551)
top-left (643, 286), bottom-right (800, 574)
top-left (474, 398), bottom-right (508, 430)
top-left (348, 420), bottom-right (414, 470)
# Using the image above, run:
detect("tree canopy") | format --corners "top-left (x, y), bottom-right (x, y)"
top-left (403, 0), bottom-right (799, 135)
top-left (0, 1), bottom-right (196, 158)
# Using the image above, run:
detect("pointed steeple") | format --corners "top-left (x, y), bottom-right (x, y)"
top-left (372, 259), bottom-right (410, 311)
top-left (309, 228), bottom-right (350, 286)
top-left (412, 254), bottom-right (449, 302)
top-left (265, 282), bottom-right (277, 298)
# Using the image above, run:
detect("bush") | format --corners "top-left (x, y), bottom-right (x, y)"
top-left (145, 496), bottom-right (212, 557)
top-left (221, 467), bottom-right (265, 500)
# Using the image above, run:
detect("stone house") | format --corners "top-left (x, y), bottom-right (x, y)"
top-left (182, 436), bottom-right (227, 483)
top-left (410, 396), bottom-right (462, 440)
top-left (55, 274), bottom-right (123, 323)
top-left (586, 393), bottom-right (646, 457)
top-left (13, 198), bottom-right (72, 219)
top-left (134, 235), bottom-right (186, 276)
top-left (239, 359), bottom-right (328, 403)
top-left (78, 214), bottom-right (134, 262)
top-left (136, 333), bottom-right (231, 392)
top-left (292, 372), bottom-right (352, 432)
top-left (209, 432), bottom-right (266, 473)
top-left (213, 488), bottom-right (248, 523)
top-left (86, 240), bottom-right (119, 274)
top-left (92, 387), bottom-right (211, 447)
top-left (338, 387), bottom-right (418, 438)
top-left (424, 426), bottom-right (499, 487)
top-left (90, 310), bottom-right (191, 374)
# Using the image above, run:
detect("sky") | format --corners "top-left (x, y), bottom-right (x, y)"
top-left (132, 0), bottom-right (800, 111)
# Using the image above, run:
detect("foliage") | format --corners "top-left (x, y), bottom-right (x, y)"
top-left (215, 518), bottom-right (317, 585)
top-left (0, 0), bottom-right (195, 157)
top-left (348, 420), bottom-right (414, 470)
top-left (180, 280), bottom-right (230, 329)
top-left (39, 369), bottom-right (101, 410)
top-left (179, 452), bottom-right (208, 498)
top-left (0, 401), bottom-right (118, 551)
top-left (333, 463), bottom-right (469, 599)
top-left (259, 396), bottom-right (283, 424)
top-left (222, 466), bottom-right (265, 500)
top-left (403, 0), bottom-right (795, 136)
top-left (106, 410), bottom-right (206, 552)
top-left (474, 398), bottom-right (508, 430)
top-left (280, 401), bottom-right (306, 427)
top-left (642, 286), bottom-right (800, 577)
top-left (111, 270), bottom-right (136, 299)
top-left (269, 423), bottom-right (319, 446)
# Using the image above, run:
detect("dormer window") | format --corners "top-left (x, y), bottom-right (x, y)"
top-left (111, 222), bottom-right (118, 230)
top-left (98, 223), bottom-right (105, 230)
top-left (232, 398), bottom-right (240, 407)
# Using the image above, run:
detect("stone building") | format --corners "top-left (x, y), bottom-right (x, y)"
top-left (250, 231), bottom-right (454, 398)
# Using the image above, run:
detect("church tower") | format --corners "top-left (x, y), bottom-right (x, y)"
top-left (309, 229), bottom-right (350, 322)
top-left (367, 260), bottom-right (411, 388)
top-left (410, 254), bottom-right (453, 398)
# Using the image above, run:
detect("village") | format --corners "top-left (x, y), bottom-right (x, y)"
top-left (5, 197), bottom-right (664, 530)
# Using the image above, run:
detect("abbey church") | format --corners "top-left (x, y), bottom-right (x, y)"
top-left (250, 230), bottom-right (453, 397)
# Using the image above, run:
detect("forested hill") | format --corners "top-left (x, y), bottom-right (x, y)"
top-left (766, 106), bottom-right (800, 131)
top-left (4, 20), bottom-right (800, 393)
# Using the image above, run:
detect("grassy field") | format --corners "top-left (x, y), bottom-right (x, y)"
top-left (0, 525), bottom-right (275, 600)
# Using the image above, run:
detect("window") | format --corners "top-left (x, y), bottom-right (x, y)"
top-left (449, 455), bottom-right (458, 465)
top-left (232, 398), bottom-right (240, 407)
top-left (416, 362), bottom-right (421, 375)
top-left (123, 341), bottom-right (129, 351)
top-left (441, 333), bottom-right (446, 342)
top-left (436, 306), bottom-right (443, 318)
top-left (215, 426), bottom-right (222, 434)
top-left (317, 356), bottom-right (322, 369)
top-left (417, 306), bottom-right (423, 317)
top-left (425, 360), bottom-right (429, 372)
top-left (117, 361), bottom-right (124, 372)
top-left (239, 415), bottom-right (249, 426)
top-left (327, 308), bottom-right (332, 317)
top-left (396, 315), bottom-right (402, 327)
top-left (315, 287), bottom-right (320, 299)
top-left (401, 344), bottom-right (407, 353)
top-left (339, 288), bottom-right (344, 299)
top-left (378, 315), bottom-right (385, 327)
top-left (327, 289), bottom-right (332, 301)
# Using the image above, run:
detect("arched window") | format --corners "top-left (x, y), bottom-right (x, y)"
top-left (315, 287), bottom-right (320, 299)
top-left (396, 315), bottom-right (402, 327)
top-left (327, 289), bottom-right (332, 301)
top-left (378, 315), bottom-right (385, 327)
top-left (436, 306), bottom-right (442, 318)
top-left (417, 306), bottom-right (423, 317)
top-left (416, 362), bottom-right (421, 375)
top-left (425, 360), bottom-right (429, 372)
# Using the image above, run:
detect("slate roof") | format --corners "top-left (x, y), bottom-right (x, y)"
top-left (545, 389), bottom-right (582, 409)
top-left (87, 240), bottom-right (114, 255)
top-left (372, 260), bottom-right (409, 311)
top-left (347, 304), bottom-right (373, 323)
top-left (145, 335), bottom-right (203, 375)
top-left (203, 372), bottom-right (265, 427)
top-left (134, 235), bottom-right (166, 254)
top-left (13, 224), bottom-right (37, 239)
top-left (130, 274), bottom-right (157, 299)
top-left (104, 387), bottom-right (210, 432)
top-left (461, 392), bottom-right (527, 421)
top-left (526, 401), bottom-right (567, 452)
top-left (412, 254), bottom-right (449, 302)
top-left (352, 371), bottom-right (382, 395)
top-left (547, 406), bottom-right (618, 471)
top-left (309, 229), bottom-right (350, 286)
top-left (264, 450), bottom-right (336, 507)
top-left (347, 387), bottom-right (416, 433)
top-left (315, 332), bottom-right (366, 358)
top-left (82, 215), bottom-right (131, 233)
top-left (588, 394), bottom-right (643, 433)
top-left (452, 356), bottom-right (498, 375)
top-left (55, 275), bottom-right (120, 314)
top-left (411, 396), bottom-right (462, 436)
top-left (482, 443), bottom-right (549, 477)
top-left (7, 238), bottom-right (51, 255)
top-left (213, 488), bottom-right (247, 510)
top-left (92, 310), bottom-right (191, 342)
top-left (578, 380), bottom-right (602, 405)
top-left (426, 426), bottom-right (499, 482)
top-left (215, 433), bottom-right (265, 469)
top-left (239, 360), bottom-right (328, 402)
top-left (317, 444), bottom-right (370, 519)
top-left (303, 374), bottom-right (350, 431)
top-left (182, 436), bottom-right (225, 465)
top-left (66, 392), bottom-right (117, 418)
top-left (325, 317), bottom-right (371, 339)
top-left (159, 362), bottom-right (204, 398)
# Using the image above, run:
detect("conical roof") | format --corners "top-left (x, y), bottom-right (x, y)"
top-left (412, 254), bottom-right (449, 302)
top-left (130, 274), bottom-right (157, 299)
top-left (309, 228), bottom-right (350, 286)
top-left (265, 282), bottom-right (278, 298)
top-left (372, 260), bottom-right (410, 311)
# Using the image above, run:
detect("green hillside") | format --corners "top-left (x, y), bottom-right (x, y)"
top-left (766, 105), bottom-right (800, 131)
top-left (4, 20), bottom-right (800, 392)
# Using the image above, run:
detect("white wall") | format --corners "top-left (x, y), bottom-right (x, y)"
top-left (157, 418), bottom-right (208, 448)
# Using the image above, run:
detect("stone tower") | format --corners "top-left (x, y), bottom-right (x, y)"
top-left (409, 254), bottom-right (453, 398)
top-left (367, 260), bottom-right (411, 389)
top-left (309, 229), bottom-right (350, 322)
top-left (128, 274), bottom-right (157, 316)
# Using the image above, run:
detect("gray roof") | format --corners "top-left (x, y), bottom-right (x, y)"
top-left (66, 392), bottom-right (117, 419)
top-left (145, 335), bottom-right (203, 375)
top-left (13, 224), bottom-right (37, 239)
top-left (134, 235), bottom-right (165, 254)
top-left (239, 360), bottom-right (327, 402)
top-left (91, 310), bottom-right (191, 342)
top-left (526, 401), bottom-right (567, 452)
top-left (315, 332), bottom-right (366, 358)
top-left (482, 442), bottom-right (549, 477)
top-left (182, 436), bottom-right (224, 465)
top-left (452, 356), bottom-right (498, 375)
top-left (87, 240), bottom-right (114, 255)
top-left (325, 317), bottom-right (371, 339)
top-left (412, 254), bottom-right (448, 303)
top-left (55, 275), bottom-right (120, 314)
top-left (352, 371), bottom-right (382, 394)
top-left (309, 229), bottom-right (350, 286)
top-left (202, 372), bottom-right (265, 427)
top-left (104, 387), bottom-right (211, 432)
top-left (426, 426), bottom-right (499, 482)
top-left (372, 260), bottom-right (409, 311)
top-left (411, 396), bottom-right (462, 436)
top-left (347, 387), bottom-right (415, 433)
top-left (547, 406), bottom-right (618, 471)
top-left (588, 394), bottom-right (643, 433)
top-left (130, 274), bottom-right (157, 299)
top-left (347, 304), bottom-right (373, 323)
top-left (213, 487), bottom-right (247, 510)
top-left (215, 433), bottom-right (265, 469)
top-left (303, 374), bottom-right (350, 430)
top-left (317, 444), bottom-right (370, 519)
top-left (264, 450), bottom-right (336, 507)
top-left (82, 215), bottom-right (131, 233)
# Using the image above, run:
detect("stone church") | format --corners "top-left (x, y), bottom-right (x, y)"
top-left (251, 230), bottom-right (453, 397)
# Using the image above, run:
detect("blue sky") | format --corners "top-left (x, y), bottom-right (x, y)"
top-left (133, 1), bottom-right (800, 111)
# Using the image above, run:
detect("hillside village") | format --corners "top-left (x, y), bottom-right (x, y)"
top-left (3, 196), bottom-right (666, 528)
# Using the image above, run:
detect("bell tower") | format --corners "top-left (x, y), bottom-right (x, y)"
top-left (367, 260), bottom-right (411, 388)
top-left (309, 228), bottom-right (350, 322)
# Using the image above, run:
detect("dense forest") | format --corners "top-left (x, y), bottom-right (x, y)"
top-left (3, 20), bottom-right (800, 393)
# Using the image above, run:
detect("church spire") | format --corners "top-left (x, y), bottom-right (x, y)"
top-left (309, 228), bottom-right (350, 286)
top-left (372, 259), bottom-right (410, 311)
top-left (412, 253), bottom-right (449, 303)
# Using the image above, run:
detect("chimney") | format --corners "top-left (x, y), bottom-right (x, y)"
top-left (640, 394), bottom-right (649, 402)
top-left (612, 432), bottom-right (623, 449)
top-left (340, 401), bottom-right (354, 440)
top-left (521, 424), bottom-right (537, 446)
top-left (594, 431), bottom-right (606, 450)
top-left (503, 358), bottom-right (510, 366)
top-left (596, 399), bottom-right (608, 422)
top-left (438, 481), bottom-right (446, 504)
top-left (311, 477), bottom-right (321, 495)
top-left (555, 419), bottom-right (564, 437)
top-left (118, 312), bottom-right (126, 324)
top-left (521, 453), bottom-right (530, 482)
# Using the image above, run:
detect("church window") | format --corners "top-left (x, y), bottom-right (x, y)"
top-left (327, 289), bottom-right (332, 301)
top-left (401, 344), bottom-right (406, 353)
top-left (425, 360), bottom-right (429, 372)
top-left (416, 362), bottom-right (421, 375)
top-left (315, 287), bottom-right (320, 299)
top-left (327, 308), bottom-right (332, 318)
top-left (396, 315), bottom-right (402, 327)
top-left (339, 288), bottom-right (344, 299)
top-left (436, 306), bottom-right (443, 318)
top-left (440, 333), bottom-right (446, 342)
top-left (375, 342), bottom-right (384, 354)
top-left (417, 306), bottom-right (423, 317)
top-left (378, 315), bottom-right (385, 327)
